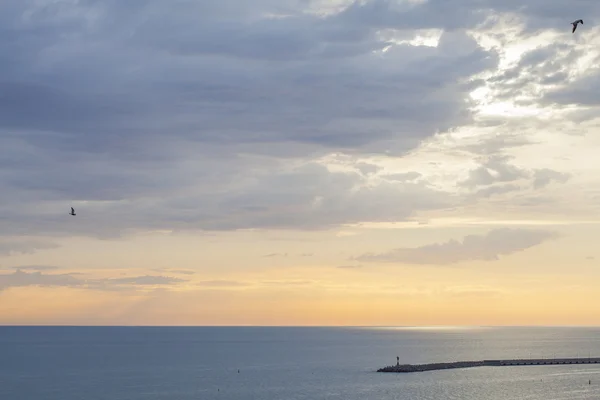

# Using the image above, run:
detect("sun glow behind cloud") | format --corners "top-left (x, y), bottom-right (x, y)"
top-left (381, 28), bottom-right (443, 48)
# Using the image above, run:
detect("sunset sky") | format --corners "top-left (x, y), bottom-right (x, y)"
top-left (2, 0), bottom-right (600, 326)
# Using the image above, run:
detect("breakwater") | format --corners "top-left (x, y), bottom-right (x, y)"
top-left (378, 357), bottom-right (600, 373)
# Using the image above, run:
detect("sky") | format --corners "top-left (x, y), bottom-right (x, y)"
top-left (2, 0), bottom-right (600, 326)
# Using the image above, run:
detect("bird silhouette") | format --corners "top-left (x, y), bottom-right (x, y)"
top-left (69, 207), bottom-right (76, 216)
top-left (572, 19), bottom-right (583, 33)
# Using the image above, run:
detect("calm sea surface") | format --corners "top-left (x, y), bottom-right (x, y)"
top-left (1, 326), bottom-right (600, 399)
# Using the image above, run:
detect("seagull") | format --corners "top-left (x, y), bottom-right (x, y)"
top-left (69, 207), bottom-right (76, 216)
top-left (572, 19), bottom-right (583, 33)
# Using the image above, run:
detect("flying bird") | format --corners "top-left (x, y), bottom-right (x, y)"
top-left (572, 19), bottom-right (583, 33)
top-left (69, 207), bottom-right (76, 216)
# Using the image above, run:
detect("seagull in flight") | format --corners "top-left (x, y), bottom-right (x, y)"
top-left (572, 19), bottom-right (583, 33)
top-left (69, 207), bottom-right (76, 216)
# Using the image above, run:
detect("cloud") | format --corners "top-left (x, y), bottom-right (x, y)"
top-left (383, 172), bottom-right (422, 182)
top-left (0, 0), bottom-right (502, 238)
top-left (1, 161), bottom-right (455, 236)
top-left (151, 268), bottom-right (196, 275)
top-left (457, 133), bottom-right (538, 158)
top-left (487, 42), bottom-right (578, 105)
top-left (263, 252), bottom-right (317, 258)
top-left (0, 270), bottom-right (188, 292)
top-left (103, 276), bottom-right (187, 286)
top-left (355, 228), bottom-right (559, 265)
top-left (0, 0), bottom-right (595, 239)
top-left (474, 183), bottom-right (522, 198)
top-left (260, 279), bottom-right (314, 286)
top-left (193, 163), bottom-right (453, 230)
top-left (460, 155), bottom-right (529, 188)
top-left (0, 270), bottom-right (81, 291)
top-left (7, 265), bottom-right (59, 271)
top-left (355, 162), bottom-right (382, 176)
top-left (533, 169), bottom-right (571, 189)
top-left (0, 240), bottom-right (59, 256)
top-left (197, 280), bottom-right (250, 288)
top-left (195, 279), bottom-right (315, 289)
top-left (544, 66), bottom-right (600, 107)
top-left (263, 253), bottom-right (288, 258)
top-left (459, 154), bottom-right (571, 198)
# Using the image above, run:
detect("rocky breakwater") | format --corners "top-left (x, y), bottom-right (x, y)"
top-left (377, 357), bottom-right (600, 373)
top-left (378, 360), bottom-right (486, 373)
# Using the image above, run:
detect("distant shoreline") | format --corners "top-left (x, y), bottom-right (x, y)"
top-left (378, 357), bottom-right (600, 373)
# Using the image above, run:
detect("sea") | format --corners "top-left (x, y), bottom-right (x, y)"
top-left (1, 326), bottom-right (599, 399)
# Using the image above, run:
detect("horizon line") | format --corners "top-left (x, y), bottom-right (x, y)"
top-left (1, 324), bottom-right (600, 328)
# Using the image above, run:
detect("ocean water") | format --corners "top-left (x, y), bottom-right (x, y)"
top-left (1, 326), bottom-right (600, 399)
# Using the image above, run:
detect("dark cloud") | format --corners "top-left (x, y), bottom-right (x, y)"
top-left (1, 161), bottom-right (455, 236)
top-left (355, 228), bottom-right (559, 265)
top-left (329, 0), bottom-right (600, 37)
top-left (2, 0), bottom-right (592, 238)
top-left (0, 0), bottom-right (502, 238)
top-left (0, 1), bottom-right (497, 148)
